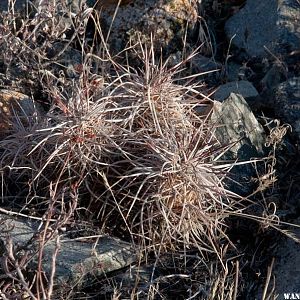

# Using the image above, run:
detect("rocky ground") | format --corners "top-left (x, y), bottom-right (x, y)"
top-left (0, 0), bottom-right (299, 299)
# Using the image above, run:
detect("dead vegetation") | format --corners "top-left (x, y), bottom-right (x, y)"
top-left (0, 2), bottom-right (296, 299)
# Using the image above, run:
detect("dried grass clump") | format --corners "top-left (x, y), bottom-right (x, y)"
top-left (1, 40), bottom-right (239, 256)
top-left (0, 0), bottom-right (280, 277)
top-left (82, 46), bottom-right (242, 254)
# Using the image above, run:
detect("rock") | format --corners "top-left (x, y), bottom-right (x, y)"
top-left (259, 63), bottom-right (287, 109)
top-left (0, 213), bottom-right (137, 292)
top-left (225, 0), bottom-right (300, 58)
top-left (190, 54), bottom-right (222, 74)
top-left (226, 62), bottom-right (242, 82)
top-left (213, 80), bottom-right (259, 102)
top-left (211, 93), bottom-right (266, 195)
top-left (0, 0), bottom-right (29, 11)
top-left (96, 0), bottom-right (198, 54)
top-left (274, 77), bottom-right (300, 140)
top-left (212, 93), bottom-right (265, 158)
top-left (43, 236), bottom-right (136, 289)
top-left (0, 89), bottom-right (43, 138)
top-left (47, 43), bottom-right (83, 79)
top-left (260, 63), bottom-right (287, 92)
top-left (115, 265), bottom-right (161, 295)
top-left (273, 222), bottom-right (300, 296)
top-left (226, 62), bottom-right (255, 82)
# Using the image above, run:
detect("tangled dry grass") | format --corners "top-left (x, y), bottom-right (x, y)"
top-left (1, 38), bottom-right (239, 255)
top-left (0, 2), bottom-right (294, 299)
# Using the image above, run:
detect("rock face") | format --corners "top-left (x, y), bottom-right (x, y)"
top-left (0, 213), bottom-right (137, 292)
top-left (213, 80), bottom-right (258, 102)
top-left (97, 0), bottom-right (198, 54)
top-left (212, 93), bottom-right (266, 195)
top-left (275, 77), bottom-right (300, 140)
top-left (212, 93), bottom-right (265, 158)
top-left (225, 0), bottom-right (300, 58)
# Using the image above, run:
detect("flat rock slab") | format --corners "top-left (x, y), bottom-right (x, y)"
top-left (213, 80), bottom-right (258, 102)
top-left (0, 213), bottom-right (137, 290)
top-left (225, 0), bottom-right (300, 58)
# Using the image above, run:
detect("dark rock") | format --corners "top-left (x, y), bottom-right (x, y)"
top-left (225, 0), bottom-right (300, 59)
top-left (190, 54), bottom-right (222, 74)
top-left (260, 63), bottom-right (287, 92)
top-left (213, 80), bottom-right (259, 102)
top-left (0, 89), bottom-right (44, 138)
top-left (226, 62), bottom-right (255, 82)
top-left (226, 62), bottom-right (242, 82)
top-left (274, 221), bottom-right (300, 295)
top-left (275, 77), bottom-right (300, 140)
top-left (0, 0), bottom-right (29, 11)
top-left (48, 43), bottom-right (83, 79)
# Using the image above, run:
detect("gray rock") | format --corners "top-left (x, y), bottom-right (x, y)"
top-left (274, 222), bottom-right (300, 296)
top-left (261, 63), bottom-right (287, 92)
top-left (211, 93), bottom-right (266, 195)
top-left (226, 62), bottom-right (242, 82)
top-left (0, 213), bottom-right (137, 291)
top-left (0, 0), bottom-right (29, 11)
top-left (225, 0), bottom-right (300, 58)
top-left (115, 265), bottom-right (161, 293)
top-left (190, 54), bottom-right (222, 74)
top-left (212, 93), bottom-right (265, 158)
top-left (275, 77), bottom-right (300, 139)
top-left (226, 62), bottom-right (255, 82)
top-left (213, 81), bottom-right (259, 102)
top-left (96, 0), bottom-right (198, 54)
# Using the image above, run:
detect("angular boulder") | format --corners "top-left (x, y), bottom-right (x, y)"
top-left (211, 93), bottom-right (266, 195)
top-left (225, 0), bottom-right (300, 58)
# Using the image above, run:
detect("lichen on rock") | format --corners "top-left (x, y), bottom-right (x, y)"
top-left (97, 0), bottom-right (198, 55)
